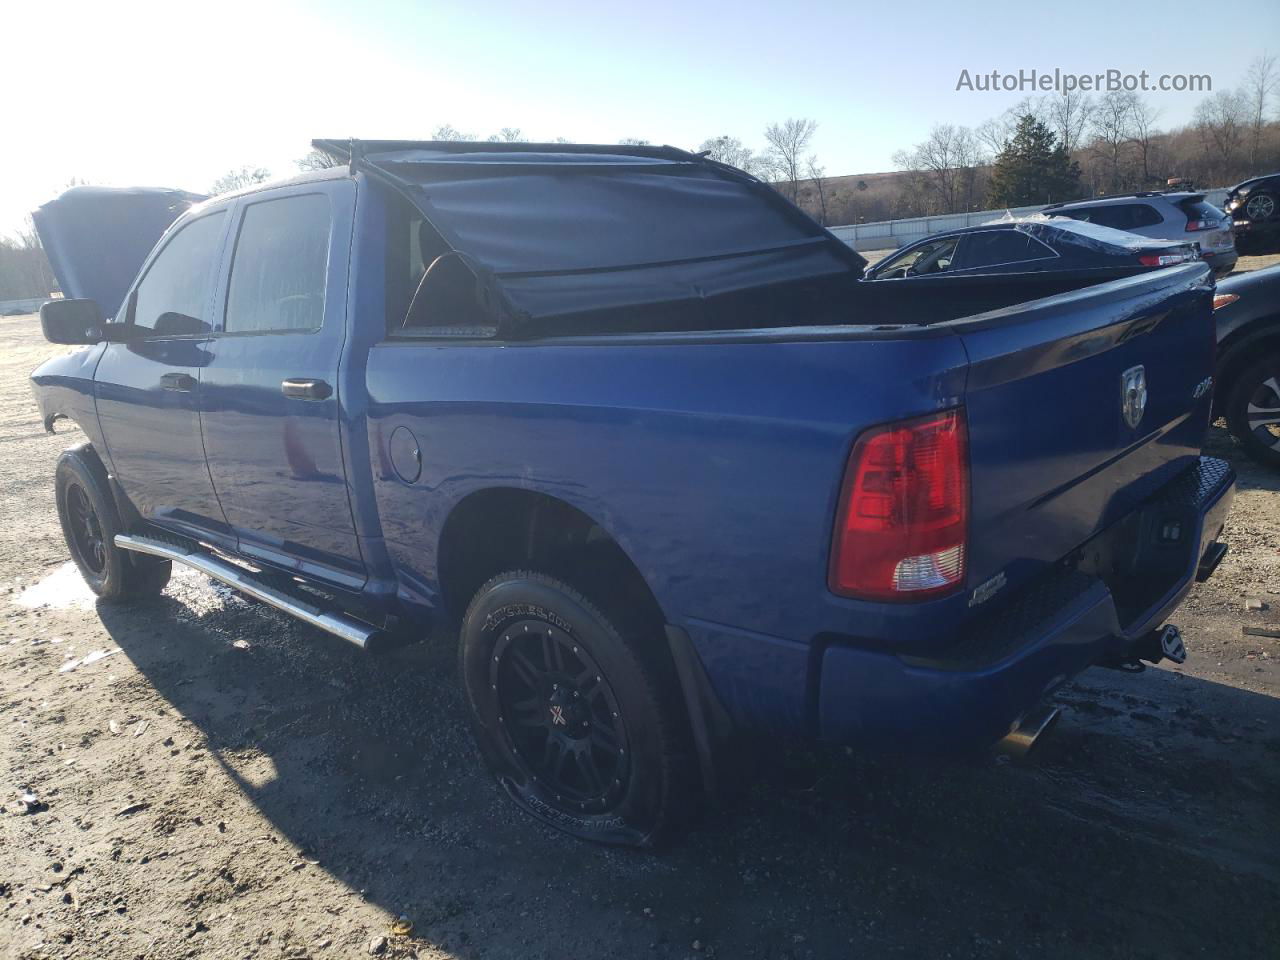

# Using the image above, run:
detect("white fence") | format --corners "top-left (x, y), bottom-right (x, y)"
top-left (829, 188), bottom-right (1231, 252)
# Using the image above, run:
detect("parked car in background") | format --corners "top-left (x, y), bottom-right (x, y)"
top-left (1043, 192), bottom-right (1237, 278)
top-left (1224, 173), bottom-right (1280, 254)
top-left (29, 141), bottom-right (1233, 846)
top-left (861, 218), bottom-right (1200, 322)
top-left (1213, 264), bottom-right (1280, 468)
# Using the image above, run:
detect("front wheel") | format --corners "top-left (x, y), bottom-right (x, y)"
top-left (459, 571), bottom-right (694, 846)
top-left (55, 445), bottom-right (171, 601)
top-left (1225, 354), bottom-right (1280, 469)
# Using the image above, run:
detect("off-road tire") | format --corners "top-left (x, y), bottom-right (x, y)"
top-left (55, 445), bottom-right (171, 601)
top-left (459, 570), bottom-right (695, 846)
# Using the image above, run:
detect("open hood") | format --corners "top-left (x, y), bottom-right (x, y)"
top-left (315, 139), bottom-right (866, 334)
top-left (32, 185), bottom-right (206, 317)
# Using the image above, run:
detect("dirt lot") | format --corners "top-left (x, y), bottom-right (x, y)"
top-left (2, 309), bottom-right (1278, 960)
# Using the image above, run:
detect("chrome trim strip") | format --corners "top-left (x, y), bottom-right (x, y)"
top-left (114, 533), bottom-right (378, 650)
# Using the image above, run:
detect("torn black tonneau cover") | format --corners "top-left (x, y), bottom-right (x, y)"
top-left (33, 186), bottom-right (207, 317)
top-left (313, 139), bottom-right (867, 335)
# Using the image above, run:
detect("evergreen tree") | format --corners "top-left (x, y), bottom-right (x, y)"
top-left (988, 115), bottom-right (1081, 207)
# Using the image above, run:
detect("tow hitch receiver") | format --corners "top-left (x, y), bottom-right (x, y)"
top-left (1157, 624), bottom-right (1186, 664)
top-left (1099, 623), bottom-right (1187, 672)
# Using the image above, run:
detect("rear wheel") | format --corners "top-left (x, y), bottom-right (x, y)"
top-left (55, 446), bottom-right (171, 601)
top-left (1225, 353), bottom-right (1280, 469)
top-left (1244, 192), bottom-right (1276, 223)
top-left (459, 571), bottom-right (694, 846)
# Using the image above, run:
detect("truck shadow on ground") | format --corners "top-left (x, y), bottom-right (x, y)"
top-left (96, 601), bottom-right (1280, 957)
top-left (88, 423), bottom-right (1280, 960)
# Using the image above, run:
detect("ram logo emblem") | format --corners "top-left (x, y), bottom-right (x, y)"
top-left (1121, 365), bottom-right (1147, 429)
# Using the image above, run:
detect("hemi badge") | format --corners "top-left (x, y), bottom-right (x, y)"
top-left (969, 571), bottom-right (1007, 608)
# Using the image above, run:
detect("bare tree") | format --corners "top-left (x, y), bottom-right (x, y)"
top-left (698, 135), bottom-right (757, 174)
top-left (1243, 53), bottom-right (1278, 170)
top-left (619, 137), bottom-right (652, 146)
top-left (763, 118), bottom-right (818, 201)
top-left (432, 124), bottom-right (477, 141)
top-left (976, 97), bottom-right (1044, 157)
top-left (1193, 89), bottom-right (1249, 176)
top-left (894, 123), bottom-right (982, 214)
top-left (487, 127), bottom-right (526, 142)
top-left (1126, 96), bottom-right (1163, 185)
top-left (805, 156), bottom-right (829, 225)
top-left (296, 149), bottom-right (342, 172)
top-left (0, 215), bottom-right (57, 300)
top-left (209, 166), bottom-right (272, 195)
top-left (1045, 91), bottom-right (1094, 156)
top-left (1088, 91), bottom-right (1138, 193)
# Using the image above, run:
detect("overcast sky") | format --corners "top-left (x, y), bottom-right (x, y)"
top-left (4, 0), bottom-right (1279, 237)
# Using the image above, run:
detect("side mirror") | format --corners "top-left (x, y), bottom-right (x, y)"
top-left (39, 299), bottom-right (103, 344)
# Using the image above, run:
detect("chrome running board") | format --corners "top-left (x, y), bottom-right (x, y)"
top-left (114, 533), bottom-right (382, 650)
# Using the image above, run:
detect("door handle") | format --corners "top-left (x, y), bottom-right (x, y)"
top-left (281, 378), bottom-right (333, 401)
top-left (160, 372), bottom-right (197, 392)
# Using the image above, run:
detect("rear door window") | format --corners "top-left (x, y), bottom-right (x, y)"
top-left (129, 212), bottom-right (226, 335)
top-left (224, 194), bottom-right (331, 334)
top-left (959, 230), bottom-right (1056, 270)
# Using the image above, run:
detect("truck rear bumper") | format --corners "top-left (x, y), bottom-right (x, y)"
top-left (816, 456), bottom-right (1235, 750)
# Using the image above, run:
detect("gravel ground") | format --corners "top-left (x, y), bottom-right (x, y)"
top-left (1, 313), bottom-right (1278, 960)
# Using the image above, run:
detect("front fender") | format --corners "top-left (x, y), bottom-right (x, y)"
top-left (30, 343), bottom-right (107, 449)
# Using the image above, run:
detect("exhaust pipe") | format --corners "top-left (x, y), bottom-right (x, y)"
top-left (996, 704), bottom-right (1060, 760)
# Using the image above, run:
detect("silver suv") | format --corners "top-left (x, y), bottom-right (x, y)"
top-left (1043, 192), bottom-right (1237, 278)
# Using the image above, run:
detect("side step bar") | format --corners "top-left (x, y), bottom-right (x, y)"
top-left (114, 534), bottom-right (384, 651)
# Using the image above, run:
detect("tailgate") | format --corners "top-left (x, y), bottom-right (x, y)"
top-left (953, 263), bottom-right (1215, 601)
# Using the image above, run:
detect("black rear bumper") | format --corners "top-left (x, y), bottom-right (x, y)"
top-left (816, 457), bottom-right (1235, 749)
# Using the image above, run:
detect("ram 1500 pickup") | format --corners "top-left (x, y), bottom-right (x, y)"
top-left (31, 140), bottom-right (1234, 845)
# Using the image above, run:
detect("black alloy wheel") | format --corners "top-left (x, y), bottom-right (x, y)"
top-left (491, 617), bottom-right (630, 810)
top-left (65, 481), bottom-right (108, 575)
top-left (459, 571), bottom-right (695, 846)
top-left (55, 444), bottom-right (171, 600)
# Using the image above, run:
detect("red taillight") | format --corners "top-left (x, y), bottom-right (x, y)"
top-left (829, 409), bottom-right (968, 602)
top-left (1138, 252), bottom-right (1192, 267)
top-left (1186, 219), bottom-right (1214, 231)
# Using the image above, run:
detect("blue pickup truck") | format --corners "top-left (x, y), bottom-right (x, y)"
top-left (31, 141), bottom-right (1234, 845)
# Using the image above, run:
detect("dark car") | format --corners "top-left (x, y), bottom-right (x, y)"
top-left (860, 218), bottom-right (1200, 322)
top-left (1225, 173), bottom-right (1280, 253)
top-left (1213, 264), bottom-right (1280, 467)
